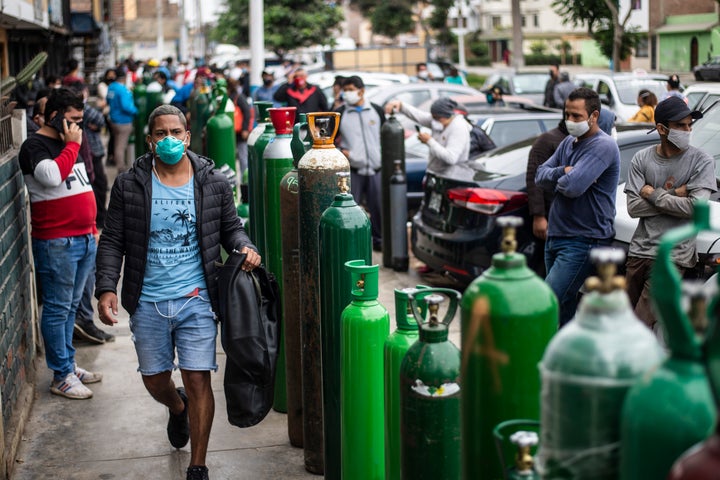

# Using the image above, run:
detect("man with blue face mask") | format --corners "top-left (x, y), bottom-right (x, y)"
top-left (535, 87), bottom-right (621, 326)
top-left (95, 105), bottom-right (261, 480)
top-left (624, 96), bottom-right (716, 333)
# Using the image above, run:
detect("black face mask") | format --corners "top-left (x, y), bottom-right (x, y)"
top-left (263, 78), bottom-right (273, 86)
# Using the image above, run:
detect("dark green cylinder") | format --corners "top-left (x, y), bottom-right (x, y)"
top-left (340, 260), bottom-right (389, 480)
top-left (320, 176), bottom-right (372, 480)
top-left (264, 107), bottom-right (297, 414)
top-left (384, 288), bottom-right (421, 480)
top-left (400, 288), bottom-right (462, 480)
top-left (246, 102), bottom-right (275, 257)
top-left (621, 203), bottom-right (716, 480)
top-left (189, 87), bottom-right (212, 155)
top-left (280, 114), bottom-right (310, 448)
top-left (537, 251), bottom-right (665, 479)
top-left (461, 233), bottom-right (558, 480)
top-left (380, 112), bottom-right (405, 268)
top-left (298, 112), bottom-right (348, 474)
top-left (133, 83), bottom-right (148, 156)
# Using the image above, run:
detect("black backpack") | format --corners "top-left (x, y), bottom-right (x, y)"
top-left (468, 120), bottom-right (496, 158)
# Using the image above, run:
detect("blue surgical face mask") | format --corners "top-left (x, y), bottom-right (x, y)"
top-left (154, 135), bottom-right (186, 165)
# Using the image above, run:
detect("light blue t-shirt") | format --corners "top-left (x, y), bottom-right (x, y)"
top-left (140, 174), bottom-right (207, 301)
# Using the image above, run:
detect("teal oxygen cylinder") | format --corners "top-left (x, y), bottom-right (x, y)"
top-left (537, 248), bottom-right (665, 479)
top-left (400, 288), bottom-right (462, 480)
top-left (620, 202), bottom-right (717, 479)
top-left (320, 173), bottom-right (372, 480)
top-left (340, 260), bottom-right (390, 480)
top-left (246, 101), bottom-right (274, 252)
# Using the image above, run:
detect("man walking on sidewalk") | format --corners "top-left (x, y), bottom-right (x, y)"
top-left (95, 105), bottom-right (260, 480)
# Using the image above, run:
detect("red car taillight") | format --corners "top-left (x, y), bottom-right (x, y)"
top-left (447, 188), bottom-right (528, 215)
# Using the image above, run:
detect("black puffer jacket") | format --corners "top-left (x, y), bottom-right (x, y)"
top-left (95, 150), bottom-right (256, 316)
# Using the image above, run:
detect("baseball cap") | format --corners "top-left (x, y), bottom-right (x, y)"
top-left (667, 74), bottom-right (681, 88)
top-left (654, 96), bottom-right (702, 126)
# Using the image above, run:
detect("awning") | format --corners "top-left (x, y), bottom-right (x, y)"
top-left (655, 21), bottom-right (719, 34)
top-left (71, 12), bottom-right (101, 36)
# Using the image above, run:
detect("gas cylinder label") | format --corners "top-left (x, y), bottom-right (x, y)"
top-left (411, 379), bottom-right (460, 397)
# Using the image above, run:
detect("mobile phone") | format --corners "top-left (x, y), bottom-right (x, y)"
top-left (49, 114), bottom-right (66, 133)
top-left (415, 125), bottom-right (421, 133)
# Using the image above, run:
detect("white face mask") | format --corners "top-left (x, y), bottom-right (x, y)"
top-left (431, 120), bottom-right (444, 131)
top-left (343, 90), bottom-right (360, 106)
top-left (667, 128), bottom-right (691, 150)
top-left (565, 119), bottom-right (590, 138)
top-left (418, 71), bottom-right (429, 79)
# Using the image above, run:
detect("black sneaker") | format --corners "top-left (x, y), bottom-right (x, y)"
top-left (74, 318), bottom-right (115, 344)
top-left (186, 466), bottom-right (209, 480)
top-left (167, 387), bottom-right (190, 448)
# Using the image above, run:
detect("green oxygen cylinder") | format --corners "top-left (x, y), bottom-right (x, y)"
top-left (340, 260), bottom-right (390, 480)
top-left (263, 106), bottom-right (297, 414)
top-left (380, 110), bottom-right (406, 268)
top-left (492, 420), bottom-right (541, 480)
top-left (621, 202), bottom-right (717, 480)
top-left (246, 102), bottom-right (275, 258)
top-left (537, 248), bottom-right (666, 479)
top-left (320, 173), bottom-right (372, 480)
top-left (460, 216), bottom-right (558, 480)
top-left (190, 83), bottom-right (212, 155)
top-left (384, 287), bottom-right (424, 480)
top-left (280, 113), bottom-right (310, 448)
top-left (207, 94), bottom-right (238, 184)
top-left (400, 288), bottom-right (462, 480)
top-left (298, 112), bottom-right (349, 475)
top-left (133, 82), bottom-right (148, 156)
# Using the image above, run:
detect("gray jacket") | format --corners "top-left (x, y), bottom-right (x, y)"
top-left (336, 103), bottom-right (384, 175)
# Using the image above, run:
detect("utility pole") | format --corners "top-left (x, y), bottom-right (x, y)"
top-left (156, 0), bottom-right (164, 60)
top-left (249, 0), bottom-right (264, 94)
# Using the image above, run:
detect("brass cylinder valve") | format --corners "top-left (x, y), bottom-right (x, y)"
top-left (584, 247), bottom-right (627, 293)
top-left (336, 172), bottom-right (350, 194)
top-left (496, 216), bottom-right (523, 255)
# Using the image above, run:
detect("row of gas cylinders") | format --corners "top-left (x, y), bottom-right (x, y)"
top-left (245, 102), bottom-right (720, 479)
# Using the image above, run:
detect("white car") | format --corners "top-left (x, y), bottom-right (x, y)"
top-left (306, 70), bottom-right (411, 106)
top-left (684, 83), bottom-right (720, 111)
top-left (574, 72), bottom-right (674, 122)
top-left (613, 100), bottom-right (720, 280)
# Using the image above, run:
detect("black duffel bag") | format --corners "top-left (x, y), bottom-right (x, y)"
top-left (216, 251), bottom-right (280, 428)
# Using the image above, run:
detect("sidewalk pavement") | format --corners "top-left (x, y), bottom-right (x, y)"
top-left (10, 251), bottom-right (462, 480)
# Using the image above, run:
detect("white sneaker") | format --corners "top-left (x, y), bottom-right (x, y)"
top-left (50, 373), bottom-right (93, 399)
top-left (74, 365), bottom-right (103, 384)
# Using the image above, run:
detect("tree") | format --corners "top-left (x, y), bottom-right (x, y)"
top-left (551, 0), bottom-right (640, 72)
top-left (211, 0), bottom-right (344, 59)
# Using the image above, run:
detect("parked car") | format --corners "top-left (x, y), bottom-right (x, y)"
top-left (574, 72), bottom-right (674, 122)
top-left (683, 83), bottom-right (720, 111)
top-left (365, 83), bottom-right (482, 109)
top-left (470, 112), bottom-right (563, 148)
top-left (307, 70), bottom-right (411, 106)
top-left (481, 71), bottom-right (551, 105)
top-left (411, 128), bottom-right (661, 285)
top-left (693, 56), bottom-right (720, 81)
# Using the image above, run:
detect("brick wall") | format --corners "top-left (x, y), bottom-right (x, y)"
top-left (0, 149), bottom-right (38, 478)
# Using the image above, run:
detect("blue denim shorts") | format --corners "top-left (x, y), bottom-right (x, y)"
top-left (129, 290), bottom-right (218, 375)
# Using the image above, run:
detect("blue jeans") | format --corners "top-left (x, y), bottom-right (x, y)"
top-left (76, 264), bottom-right (95, 322)
top-left (32, 234), bottom-right (97, 381)
top-left (545, 236), bottom-right (611, 326)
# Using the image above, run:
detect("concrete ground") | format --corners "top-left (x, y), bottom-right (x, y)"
top-left (10, 250), bottom-right (462, 480)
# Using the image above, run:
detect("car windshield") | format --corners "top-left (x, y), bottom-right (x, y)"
top-left (691, 102), bottom-right (720, 176)
top-left (512, 74), bottom-right (548, 94)
top-left (614, 78), bottom-right (668, 105)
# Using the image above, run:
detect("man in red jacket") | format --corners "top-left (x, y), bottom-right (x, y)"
top-left (19, 87), bottom-right (102, 400)
top-left (273, 68), bottom-right (329, 114)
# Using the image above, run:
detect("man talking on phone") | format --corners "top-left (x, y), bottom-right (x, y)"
top-left (19, 87), bottom-right (102, 400)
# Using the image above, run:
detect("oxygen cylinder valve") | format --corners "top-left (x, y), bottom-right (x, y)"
top-left (584, 247), bottom-right (626, 293)
top-left (336, 172), bottom-right (350, 194)
top-left (510, 430), bottom-right (539, 474)
top-left (682, 280), bottom-right (710, 335)
top-left (497, 216), bottom-right (523, 254)
top-left (425, 294), bottom-right (445, 327)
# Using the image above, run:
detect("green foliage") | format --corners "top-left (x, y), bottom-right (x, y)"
top-left (550, 0), bottom-right (638, 61)
top-left (465, 73), bottom-right (487, 88)
top-left (529, 41), bottom-right (547, 55)
top-left (370, 2), bottom-right (415, 38)
top-left (210, 0), bottom-right (343, 56)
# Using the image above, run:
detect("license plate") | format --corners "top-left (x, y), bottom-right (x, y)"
top-left (428, 192), bottom-right (442, 212)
